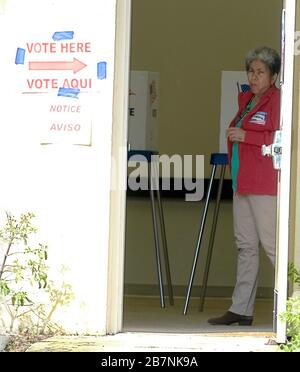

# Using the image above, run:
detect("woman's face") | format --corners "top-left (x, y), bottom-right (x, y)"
top-left (247, 59), bottom-right (277, 98)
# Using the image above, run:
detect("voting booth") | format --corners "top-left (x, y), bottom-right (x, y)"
top-left (127, 71), bottom-right (173, 307)
top-left (184, 71), bottom-right (249, 313)
top-left (128, 71), bottom-right (159, 151)
top-left (219, 71), bottom-right (249, 153)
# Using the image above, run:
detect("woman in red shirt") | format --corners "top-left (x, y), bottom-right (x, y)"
top-left (208, 46), bottom-right (281, 326)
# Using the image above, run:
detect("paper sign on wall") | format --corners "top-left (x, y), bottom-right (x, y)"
top-left (13, 30), bottom-right (108, 146)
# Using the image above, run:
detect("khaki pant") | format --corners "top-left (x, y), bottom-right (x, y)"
top-left (229, 194), bottom-right (277, 316)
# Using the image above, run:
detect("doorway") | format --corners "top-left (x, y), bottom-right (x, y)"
top-left (120, 0), bottom-right (291, 337)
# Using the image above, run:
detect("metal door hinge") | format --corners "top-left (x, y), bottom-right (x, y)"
top-left (261, 130), bottom-right (282, 170)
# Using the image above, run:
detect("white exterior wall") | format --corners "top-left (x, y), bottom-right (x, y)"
top-left (0, 0), bottom-right (118, 334)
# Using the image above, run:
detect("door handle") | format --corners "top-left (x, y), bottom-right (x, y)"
top-left (261, 130), bottom-right (282, 170)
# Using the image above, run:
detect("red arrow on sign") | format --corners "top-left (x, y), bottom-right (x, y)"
top-left (29, 58), bottom-right (87, 73)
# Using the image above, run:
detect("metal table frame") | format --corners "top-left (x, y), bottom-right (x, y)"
top-left (128, 150), bottom-right (174, 307)
top-left (183, 153), bottom-right (228, 314)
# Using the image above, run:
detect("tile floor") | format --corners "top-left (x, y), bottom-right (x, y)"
top-left (123, 296), bottom-right (274, 334)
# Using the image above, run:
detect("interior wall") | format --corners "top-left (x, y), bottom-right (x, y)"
top-left (130, 0), bottom-right (282, 177)
top-left (125, 198), bottom-right (275, 297)
top-left (126, 0), bottom-right (282, 296)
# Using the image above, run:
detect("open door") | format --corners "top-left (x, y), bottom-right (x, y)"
top-left (110, 0), bottom-right (291, 338)
top-left (106, 0), bottom-right (132, 334)
top-left (273, 0), bottom-right (295, 344)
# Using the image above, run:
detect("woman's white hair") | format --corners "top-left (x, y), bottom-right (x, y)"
top-left (245, 46), bottom-right (281, 75)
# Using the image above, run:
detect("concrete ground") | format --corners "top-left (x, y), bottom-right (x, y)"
top-left (26, 332), bottom-right (278, 352)
top-left (26, 297), bottom-right (279, 352)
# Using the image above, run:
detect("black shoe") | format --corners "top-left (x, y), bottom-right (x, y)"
top-left (207, 311), bottom-right (253, 326)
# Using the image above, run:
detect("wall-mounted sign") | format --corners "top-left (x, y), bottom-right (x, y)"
top-left (14, 30), bottom-right (108, 145)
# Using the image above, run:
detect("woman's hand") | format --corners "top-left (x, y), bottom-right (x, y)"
top-left (226, 127), bottom-right (246, 143)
